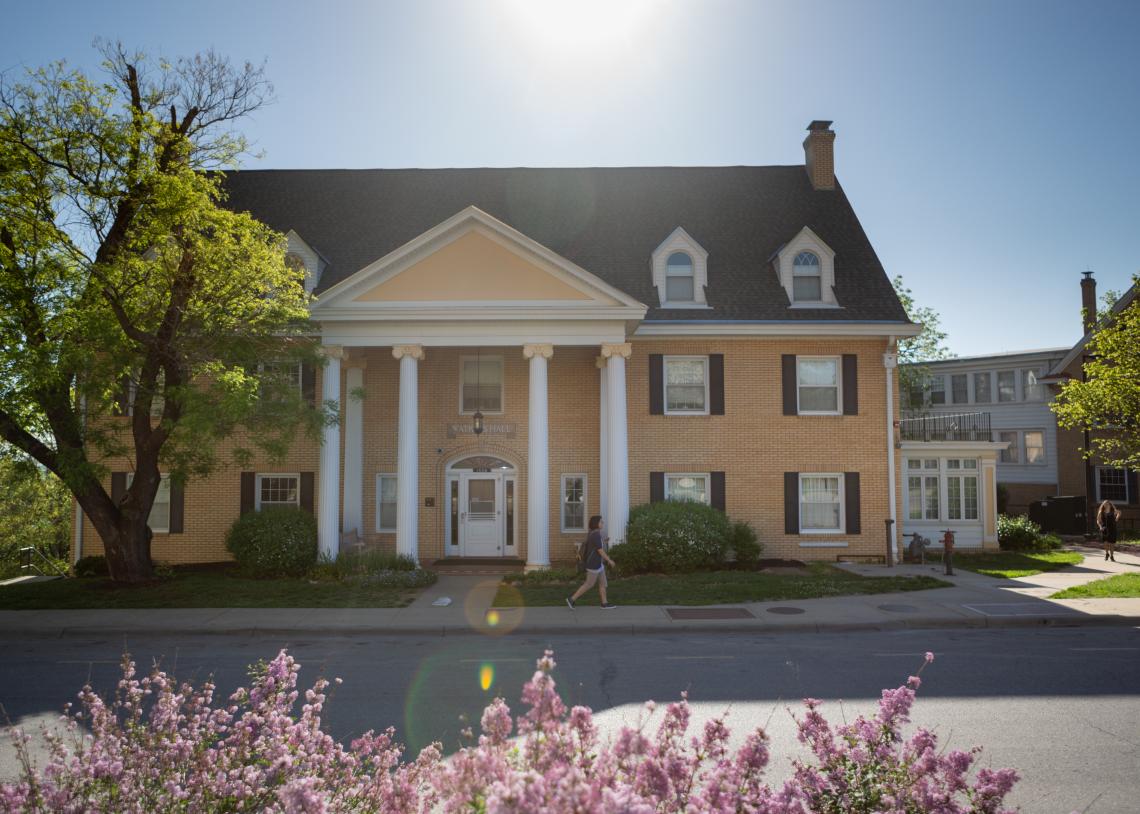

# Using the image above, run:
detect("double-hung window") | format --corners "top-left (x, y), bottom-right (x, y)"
top-left (797, 357), bottom-right (840, 414)
top-left (125, 473), bottom-right (171, 533)
top-left (928, 376), bottom-right (946, 405)
top-left (460, 357), bottom-right (503, 413)
top-left (376, 474), bottom-right (397, 532)
top-left (792, 252), bottom-right (822, 302)
top-left (1024, 431), bottom-right (1045, 464)
top-left (664, 356), bottom-right (708, 414)
top-left (1022, 369), bottom-right (1046, 401)
top-left (945, 459), bottom-right (979, 520)
top-left (256, 474), bottom-right (300, 510)
top-left (998, 431), bottom-right (1020, 463)
top-left (1096, 467), bottom-right (1129, 503)
top-left (799, 474), bottom-right (843, 532)
top-left (665, 252), bottom-right (695, 302)
top-left (665, 473), bottom-right (709, 504)
top-left (906, 459), bottom-right (941, 520)
top-left (974, 372), bottom-right (992, 403)
top-left (997, 370), bottom-right (1017, 402)
top-left (951, 374), bottom-right (969, 404)
top-left (259, 361), bottom-right (303, 401)
top-left (561, 474), bottom-right (587, 532)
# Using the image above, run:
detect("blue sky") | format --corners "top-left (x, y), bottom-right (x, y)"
top-left (5, 0), bottom-right (1139, 355)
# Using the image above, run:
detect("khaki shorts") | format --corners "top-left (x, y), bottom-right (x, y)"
top-left (581, 566), bottom-right (607, 589)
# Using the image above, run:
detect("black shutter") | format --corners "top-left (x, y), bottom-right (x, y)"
top-left (300, 472), bottom-right (315, 514)
top-left (240, 472), bottom-right (255, 515)
top-left (649, 355), bottom-right (664, 415)
top-left (784, 472), bottom-right (799, 534)
top-left (842, 354), bottom-right (858, 415)
top-left (782, 355), bottom-right (797, 416)
top-left (845, 472), bottom-right (861, 534)
top-left (302, 364), bottom-right (317, 406)
top-left (650, 472), bottom-right (665, 503)
top-left (709, 354), bottom-right (725, 415)
top-left (1129, 469), bottom-right (1139, 506)
top-left (711, 472), bottom-right (726, 512)
top-left (111, 472), bottom-right (127, 505)
top-left (168, 479), bottom-right (185, 534)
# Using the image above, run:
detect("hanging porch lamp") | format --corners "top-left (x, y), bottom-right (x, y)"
top-left (472, 347), bottom-right (485, 436)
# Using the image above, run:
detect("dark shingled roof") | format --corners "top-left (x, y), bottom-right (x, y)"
top-left (220, 166), bottom-right (910, 323)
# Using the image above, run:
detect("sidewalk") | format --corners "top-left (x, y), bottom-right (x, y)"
top-left (0, 551), bottom-right (1137, 638)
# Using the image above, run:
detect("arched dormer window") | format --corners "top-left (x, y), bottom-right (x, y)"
top-left (665, 252), bottom-right (695, 302)
top-left (792, 251), bottom-right (822, 302)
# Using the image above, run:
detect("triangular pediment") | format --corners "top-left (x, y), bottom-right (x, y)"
top-left (313, 206), bottom-right (646, 319)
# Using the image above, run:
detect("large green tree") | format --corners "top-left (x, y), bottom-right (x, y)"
top-left (1053, 278), bottom-right (1140, 469)
top-left (0, 447), bottom-right (71, 578)
top-left (891, 274), bottom-right (953, 406)
top-left (0, 43), bottom-right (323, 583)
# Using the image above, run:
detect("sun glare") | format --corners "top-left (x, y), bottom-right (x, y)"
top-left (504, 0), bottom-right (657, 58)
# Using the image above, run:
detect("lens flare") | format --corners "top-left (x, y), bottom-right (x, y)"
top-left (479, 663), bottom-right (495, 692)
top-left (485, 609), bottom-right (500, 627)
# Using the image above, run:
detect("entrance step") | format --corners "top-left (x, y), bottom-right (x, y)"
top-left (429, 557), bottom-right (525, 576)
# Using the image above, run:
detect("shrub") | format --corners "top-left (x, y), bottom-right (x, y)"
top-left (996, 482), bottom-right (1009, 515)
top-left (997, 514), bottom-right (1061, 551)
top-left (729, 520), bottom-right (762, 566)
top-left (0, 650), bottom-right (1020, 813)
top-left (625, 500), bottom-right (732, 572)
top-left (225, 507), bottom-right (318, 576)
top-left (73, 555), bottom-right (109, 578)
top-left (607, 540), bottom-right (655, 575)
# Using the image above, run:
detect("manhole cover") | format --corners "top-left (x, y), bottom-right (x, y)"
top-left (878, 604), bottom-right (919, 613)
top-left (667, 608), bottom-right (755, 620)
top-left (766, 606), bottom-right (806, 615)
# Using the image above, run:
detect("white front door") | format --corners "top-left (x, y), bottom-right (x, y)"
top-left (461, 474), bottom-right (502, 556)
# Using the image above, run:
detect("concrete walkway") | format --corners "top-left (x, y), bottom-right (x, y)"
top-left (1, 550), bottom-right (1137, 638)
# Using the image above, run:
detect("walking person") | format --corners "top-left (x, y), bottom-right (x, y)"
top-left (567, 515), bottom-right (616, 609)
top-left (1097, 500), bottom-right (1120, 562)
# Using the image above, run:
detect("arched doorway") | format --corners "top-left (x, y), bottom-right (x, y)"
top-left (444, 455), bottom-right (518, 558)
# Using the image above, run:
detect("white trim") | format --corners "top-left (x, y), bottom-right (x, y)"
top-left (319, 319), bottom-right (631, 348)
top-left (796, 356), bottom-right (842, 416)
top-left (560, 473), bottom-right (588, 533)
top-left (255, 473), bottom-right (301, 511)
top-left (458, 355), bottom-right (505, 415)
top-left (798, 541), bottom-right (850, 548)
top-left (798, 472), bottom-right (845, 534)
top-left (664, 472), bottom-right (711, 505)
top-left (651, 227), bottom-right (709, 307)
top-left (663, 355), bottom-right (710, 416)
top-left (776, 227), bottom-right (838, 307)
top-left (634, 321), bottom-right (921, 337)
top-left (375, 473), bottom-right (398, 532)
top-left (1095, 466), bottom-right (1132, 504)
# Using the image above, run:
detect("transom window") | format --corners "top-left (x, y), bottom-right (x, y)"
top-left (256, 474), bottom-right (299, 510)
top-left (1096, 467), bottom-right (1129, 503)
top-left (799, 474), bottom-right (843, 532)
top-left (376, 474), bottom-right (397, 532)
top-left (460, 357), bottom-right (503, 414)
top-left (561, 474), bottom-right (587, 532)
top-left (665, 252), bottom-right (695, 302)
top-left (792, 251), bottom-right (822, 302)
top-left (126, 473), bottom-right (171, 533)
top-left (665, 473), bottom-right (709, 505)
top-left (797, 357), bottom-right (841, 414)
top-left (664, 356), bottom-right (709, 414)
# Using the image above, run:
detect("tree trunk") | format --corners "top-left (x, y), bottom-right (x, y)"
top-left (78, 484), bottom-right (155, 583)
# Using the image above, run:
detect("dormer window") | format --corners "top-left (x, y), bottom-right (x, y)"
top-left (665, 252), bottom-right (695, 302)
top-left (792, 252), bottom-right (822, 302)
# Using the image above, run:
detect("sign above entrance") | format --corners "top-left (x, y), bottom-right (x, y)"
top-left (447, 422), bottom-right (516, 439)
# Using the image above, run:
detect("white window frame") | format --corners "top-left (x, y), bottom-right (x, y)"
top-left (973, 371), bottom-right (992, 404)
top-left (125, 472), bottom-right (172, 534)
top-left (651, 227), bottom-right (710, 308)
top-left (791, 251), bottom-right (823, 303)
top-left (664, 251), bottom-right (696, 304)
top-left (998, 431), bottom-right (1020, 464)
top-left (664, 472), bottom-right (711, 505)
top-left (663, 355), bottom-right (710, 415)
top-left (796, 356), bottom-right (842, 416)
top-left (996, 370), bottom-right (1017, 402)
top-left (945, 460), bottom-right (980, 521)
top-left (799, 473), bottom-right (845, 534)
top-left (255, 473), bottom-right (301, 511)
top-left (458, 355), bottom-right (504, 415)
top-left (375, 473), bottom-right (398, 532)
top-left (950, 373), bottom-right (969, 405)
top-left (777, 226), bottom-right (839, 309)
top-left (928, 374), bottom-right (947, 405)
top-left (560, 474), bottom-right (588, 532)
top-left (1023, 430), bottom-right (1046, 465)
top-left (1095, 467), bottom-right (1130, 504)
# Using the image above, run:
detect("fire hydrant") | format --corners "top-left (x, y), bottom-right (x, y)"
top-left (941, 529), bottom-right (956, 575)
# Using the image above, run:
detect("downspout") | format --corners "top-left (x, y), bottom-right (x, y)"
top-left (884, 338), bottom-right (898, 565)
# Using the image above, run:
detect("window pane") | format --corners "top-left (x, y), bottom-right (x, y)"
top-left (563, 476), bottom-right (585, 530)
top-left (929, 377), bottom-right (946, 405)
top-left (792, 276), bottom-right (822, 301)
top-left (799, 387), bottom-right (838, 412)
top-left (506, 480), bottom-right (514, 547)
top-left (907, 459), bottom-right (921, 470)
top-left (801, 475), bottom-right (841, 530)
top-left (999, 431), bottom-right (1020, 463)
top-left (793, 251), bottom-right (820, 269)
top-left (450, 480), bottom-right (459, 545)
top-left (665, 359), bottom-right (706, 411)
top-left (974, 372), bottom-right (992, 403)
top-left (964, 476), bottom-right (979, 519)
top-left (924, 476), bottom-right (940, 519)
top-left (798, 359), bottom-right (837, 387)
top-left (908, 476), bottom-right (923, 520)
top-left (468, 480), bottom-right (495, 516)
top-left (665, 275), bottom-right (694, 302)
top-left (1023, 370), bottom-right (1045, 401)
top-left (1024, 431), bottom-right (1045, 464)
top-left (951, 374), bottom-right (968, 404)
top-left (379, 477), bottom-right (397, 530)
top-left (798, 360), bottom-right (839, 412)
top-left (1098, 468), bottom-right (1128, 502)
top-left (963, 459), bottom-right (977, 469)
top-left (260, 476), bottom-right (298, 507)
top-left (924, 459), bottom-right (939, 470)
top-left (666, 252), bottom-right (692, 274)
top-left (667, 475), bottom-right (707, 504)
top-left (997, 371), bottom-right (1016, 402)
top-left (948, 477), bottom-right (962, 520)
top-left (947, 459), bottom-right (960, 469)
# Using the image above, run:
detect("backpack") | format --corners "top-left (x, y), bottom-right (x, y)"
top-left (575, 538), bottom-right (590, 573)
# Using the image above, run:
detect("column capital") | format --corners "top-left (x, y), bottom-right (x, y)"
top-left (320, 344), bottom-right (346, 360)
top-left (595, 355), bottom-right (608, 369)
top-left (523, 343), bottom-right (554, 360)
top-left (392, 344), bottom-right (425, 361)
top-left (600, 342), bottom-right (632, 360)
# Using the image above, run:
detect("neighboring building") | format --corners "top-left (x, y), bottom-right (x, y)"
top-left (901, 347), bottom-right (1068, 516)
top-left (1043, 273), bottom-right (1139, 532)
top-left (76, 120), bottom-right (1004, 569)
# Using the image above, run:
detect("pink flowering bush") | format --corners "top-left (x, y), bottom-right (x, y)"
top-left (2, 649), bottom-right (1019, 813)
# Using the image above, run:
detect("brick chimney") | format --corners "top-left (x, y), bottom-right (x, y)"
top-left (803, 120), bottom-right (836, 190)
top-left (1081, 271), bottom-right (1097, 335)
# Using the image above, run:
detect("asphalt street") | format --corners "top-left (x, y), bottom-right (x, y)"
top-left (1, 627), bottom-right (1138, 812)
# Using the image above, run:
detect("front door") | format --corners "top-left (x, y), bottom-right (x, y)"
top-left (461, 474), bottom-right (502, 556)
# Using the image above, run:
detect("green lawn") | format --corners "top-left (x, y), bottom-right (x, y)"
top-left (1051, 573), bottom-right (1140, 599)
top-left (937, 550), bottom-right (1083, 579)
top-left (0, 568), bottom-right (429, 609)
top-left (492, 563), bottom-right (951, 607)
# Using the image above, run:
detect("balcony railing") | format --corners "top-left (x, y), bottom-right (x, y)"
top-left (899, 412), bottom-right (992, 442)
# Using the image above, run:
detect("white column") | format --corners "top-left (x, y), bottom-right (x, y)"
top-left (318, 346), bottom-right (344, 561)
top-left (525, 343), bottom-right (554, 570)
top-left (393, 344), bottom-right (424, 563)
top-left (597, 355), bottom-right (609, 523)
top-left (342, 361), bottom-right (366, 536)
top-left (603, 342), bottom-right (631, 545)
